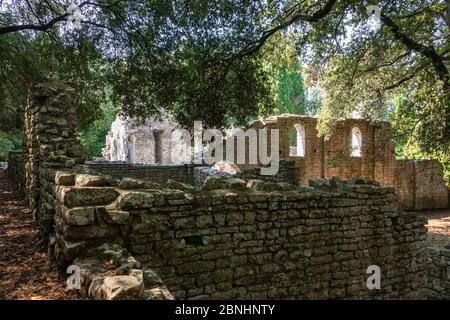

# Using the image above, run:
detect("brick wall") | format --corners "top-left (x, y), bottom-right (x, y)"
top-left (85, 161), bottom-right (196, 185)
top-left (395, 159), bottom-right (448, 211)
top-left (424, 247), bottom-right (450, 299)
top-left (245, 115), bottom-right (396, 188)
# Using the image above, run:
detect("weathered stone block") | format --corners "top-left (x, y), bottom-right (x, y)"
top-left (54, 171), bottom-right (75, 186)
top-left (75, 174), bottom-right (110, 187)
top-left (115, 191), bottom-right (155, 209)
top-left (118, 177), bottom-right (160, 190)
top-left (64, 207), bottom-right (95, 225)
top-left (61, 187), bottom-right (119, 208)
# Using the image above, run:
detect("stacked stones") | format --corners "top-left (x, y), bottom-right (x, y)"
top-left (23, 74), bottom-right (84, 238)
top-left (74, 243), bottom-right (173, 300)
top-left (194, 160), bottom-right (300, 187)
top-left (46, 167), bottom-right (430, 299)
top-left (424, 247), bottom-right (450, 299)
top-left (85, 161), bottom-right (197, 185)
top-left (235, 159), bottom-right (299, 185)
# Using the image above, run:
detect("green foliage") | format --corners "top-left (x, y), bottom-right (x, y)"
top-left (0, 131), bottom-right (22, 161)
top-left (78, 88), bottom-right (117, 159)
top-left (391, 92), bottom-right (450, 184)
top-left (0, 0), bottom-right (448, 162)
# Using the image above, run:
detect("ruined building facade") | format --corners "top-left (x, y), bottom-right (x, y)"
top-left (102, 113), bottom-right (448, 211)
top-left (102, 114), bottom-right (186, 164)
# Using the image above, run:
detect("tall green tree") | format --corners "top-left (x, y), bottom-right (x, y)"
top-left (274, 56), bottom-right (306, 115)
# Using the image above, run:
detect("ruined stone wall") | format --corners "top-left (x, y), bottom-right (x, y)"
top-left (424, 247), bottom-right (450, 299)
top-left (45, 169), bottom-right (432, 299)
top-left (246, 115), bottom-right (396, 188)
top-left (5, 78), bottom-right (448, 300)
top-left (20, 76), bottom-right (84, 237)
top-left (85, 161), bottom-right (196, 185)
top-left (395, 159), bottom-right (448, 211)
top-left (193, 160), bottom-right (300, 187)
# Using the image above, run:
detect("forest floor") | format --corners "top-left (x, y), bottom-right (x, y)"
top-left (417, 210), bottom-right (450, 248)
top-left (0, 166), bottom-right (448, 299)
top-left (0, 169), bottom-right (81, 300)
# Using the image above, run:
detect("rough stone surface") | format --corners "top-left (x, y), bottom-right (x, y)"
top-left (6, 77), bottom-right (449, 301)
top-left (118, 177), bottom-right (160, 190)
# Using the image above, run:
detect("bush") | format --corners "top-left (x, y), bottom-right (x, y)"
top-left (0, 131), bottom-right (22, 161)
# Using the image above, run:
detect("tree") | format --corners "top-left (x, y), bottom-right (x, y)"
top-left (0, 0), bottom-right (448, 156)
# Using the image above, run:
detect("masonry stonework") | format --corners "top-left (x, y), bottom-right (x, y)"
top-left (244, 115), bottom-right (447, 211)
top-left (6, 78), bottom-right (449, 300)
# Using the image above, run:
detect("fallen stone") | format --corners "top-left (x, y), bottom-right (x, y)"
top-left (118, 178), bottom-right (160, 190)
top-left (75, 174), bottom-right (110, 187)
top-left (202, 176), bottom-right (226, 191)
top-left (166, 179), bottom-right (196, 191)
top-left (96, 272), bottom-right (144, 300)
top-left (212, 160), bottom-right (242, 174)
top-left (64, 207), bottom-right (95, 225)
top-left (225, 178), bottom-right (247, 191)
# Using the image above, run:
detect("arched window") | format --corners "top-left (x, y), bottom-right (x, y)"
top-left (289, 124), bottom-right (306, 157)
top-left (351, 127), bottom-right (362, 157)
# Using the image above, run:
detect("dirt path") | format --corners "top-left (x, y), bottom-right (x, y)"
top-left (0, 169), bottom-right (80, 300)
top-left (414, 210), bottom-right (450, 248)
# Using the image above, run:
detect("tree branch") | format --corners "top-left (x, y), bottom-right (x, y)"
top-left (0, 0), bottom-right (123, 35)
top-left (232, 0), bottom-right (338, 59)
top-left (381, 13), bottom-right (449, 90)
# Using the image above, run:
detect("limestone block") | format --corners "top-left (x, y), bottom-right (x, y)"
top-left (105, 210), bottom-right (130, 225)
top-left (54, 171), bottom-right (76, 186)
top-left (225, 178), bottom-right (247, 191)
top-left (143, 286), bottom-right (174, 300)
top-left (94, 271), bottom-right (145, 300)
top-left (118, 177), bottom-right (160, 190)
top-left (115, 191), bottom-right (155, 210)
top-left (61, 187), bottom-right (119, 208)
top-left (64, 207), bottom-right (96, 225)
top-left (202, 176), bottom-right (226, 191)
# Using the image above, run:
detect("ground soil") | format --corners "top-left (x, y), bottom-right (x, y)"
top-left (0, 170), bottom-right (81, 300)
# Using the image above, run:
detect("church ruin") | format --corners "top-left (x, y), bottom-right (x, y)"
top-left (101, 113), bottom-right (448, 211)
top-left (6, 77), bottom-right (450, 300)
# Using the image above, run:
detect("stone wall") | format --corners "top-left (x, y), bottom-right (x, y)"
top-left (245, 115), bottom-right (396, 188)
top-left (193, 160), bottom-right (299, 187)
top-left (6, 76), bottom-right (172, 300)
top-left (395, 159), bottom-right (448, 211)
top-left (85, 161), bottom-right (196, 185)
top-left (42, 169), bottom-right (432, 299)
top-left (21, 76), bottom-right (84, 238)
top-left (424, 247), bottom-right (450, 299)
